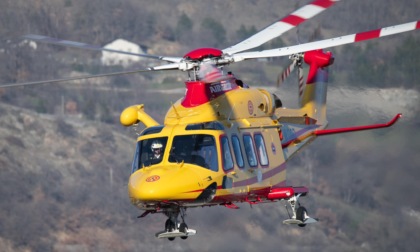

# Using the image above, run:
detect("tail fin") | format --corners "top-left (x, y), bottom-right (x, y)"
top-left (299, 50), bottom-right (334, 125)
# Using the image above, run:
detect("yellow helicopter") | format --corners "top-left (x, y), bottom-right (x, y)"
top-left (3, 0), bottom-right (418, 241)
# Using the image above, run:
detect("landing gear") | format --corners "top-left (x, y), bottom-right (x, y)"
top-left (155, 207), bottom-right (197, 240)
top-left (165, 218), bottom-right (176, 232)
top-left (179, 223), bottom-right (189, 240)
top-left (296, 206), bottom-right (308, 227)
top-left (283, 189), bottom-right (318, 227)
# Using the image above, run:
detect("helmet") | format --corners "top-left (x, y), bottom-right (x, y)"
top-left (151, 140), bottom-right (163, 151)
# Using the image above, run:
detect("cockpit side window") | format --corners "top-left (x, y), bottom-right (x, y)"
top-left (131, 142), bottom-right (141, 173)
top-left (169, 134), bottom-right (218, 171)
top-left (132, 137), bottom-right (168, 172)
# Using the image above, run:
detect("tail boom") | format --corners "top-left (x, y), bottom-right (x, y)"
top-left (281, 113), bottom-right (402, 150)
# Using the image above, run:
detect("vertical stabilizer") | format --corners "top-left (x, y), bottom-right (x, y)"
top-left (300, 50), bottom-right (334, 125)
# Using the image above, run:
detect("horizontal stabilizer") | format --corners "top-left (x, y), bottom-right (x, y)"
top-left (314, 113), bottom-right (402, 136)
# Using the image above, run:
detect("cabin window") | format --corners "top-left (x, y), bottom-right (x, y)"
top-left (243, 135), bottom-right (258, 167)
top-left (169, 134), bottom-right (218, 171)
top-left (220, 136), bottom-right (234, 171)
top-left (132, 137), bottom-right (168, 172)
top-left (231, 135), bottom-right (244, 168)
top-left (255, 134), bottom-right (269, 166)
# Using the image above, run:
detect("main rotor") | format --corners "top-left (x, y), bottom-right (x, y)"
top-left (0, 0), bottom-right (418, 88)
top-left (149, 47), bottom-right (230, 80)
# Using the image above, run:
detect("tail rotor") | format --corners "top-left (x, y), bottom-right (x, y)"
top-left (277, 53), bottom-right (305, 104)
top-left (277, 24), bottom-right (322, 101)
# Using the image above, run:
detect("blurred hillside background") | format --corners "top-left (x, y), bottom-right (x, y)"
top-left (0, 0), bottom-right (419, 251)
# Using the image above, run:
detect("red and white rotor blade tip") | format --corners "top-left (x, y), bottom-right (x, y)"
top-left (234, 20), bottom-right (420, 60)
top-left (222, 0), bottom-right (340, 55)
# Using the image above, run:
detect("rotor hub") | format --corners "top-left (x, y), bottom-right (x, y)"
top-left (183, 48), bottom-right (223, 61)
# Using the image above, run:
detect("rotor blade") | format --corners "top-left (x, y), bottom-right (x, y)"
top-left (222, 0), bottom-right (339, 55)
top-left (23, 34), bottom-right (183, 63)
top-left (147, 62), bottom-right (201, 71)
top-left (297, 64), bottom-right (305, 105)
top-left (0, 69), bottom-right (154, 88)
top-left (233, 20), bottom-right (420, 60)
top-left (148, 63), bottom-right (182, 71)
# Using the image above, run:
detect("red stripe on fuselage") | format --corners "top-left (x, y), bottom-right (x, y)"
top-left (355, 29), bottom-right (381, 42)
top-left (233, 163), bottom-right (287, 187)
top-left (213, 181), bottom-right (288, 203)
top-left (185, 185), bottom-right (223, 194)
top-left (416, 21), bottom-right (420, 30)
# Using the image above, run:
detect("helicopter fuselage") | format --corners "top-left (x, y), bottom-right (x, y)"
top-left (124, 77), bottom-right (323, 211)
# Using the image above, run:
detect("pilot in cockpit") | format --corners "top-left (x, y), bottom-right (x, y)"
top-left (150, 140), bottom-right (164, 162)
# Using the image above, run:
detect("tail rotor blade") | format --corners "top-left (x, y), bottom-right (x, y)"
top-left (298, 63), bottom-right (305, 104)
top-left (277, 61), bottom-right (296, 87)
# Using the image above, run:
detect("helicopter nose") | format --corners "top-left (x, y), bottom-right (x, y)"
top-left (128, 165), bottom-right (203, 202)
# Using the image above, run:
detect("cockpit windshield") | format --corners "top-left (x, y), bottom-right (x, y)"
top-left (131, 134), bottom-right (218, 173)
top-left (169, 134), bottom-right (218, 172)
top-left (131, 137), bottom-right (168, 173)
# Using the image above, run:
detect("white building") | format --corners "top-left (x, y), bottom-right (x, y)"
top-left (101, 39), bottom-right (146, 67)
top-left (20, 40), bottom-right (38, 50)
